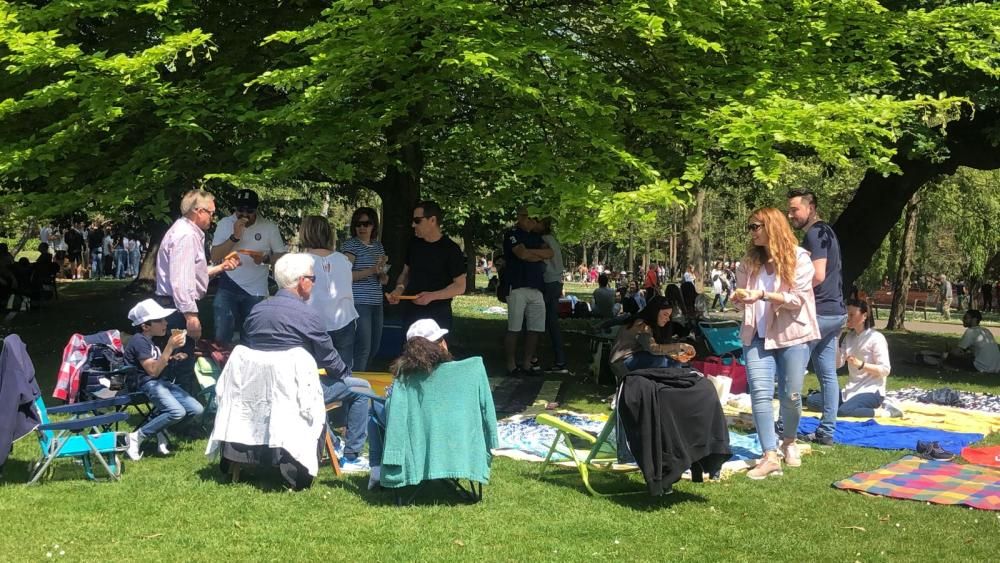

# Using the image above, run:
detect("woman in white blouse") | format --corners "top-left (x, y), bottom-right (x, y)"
top-left (806, 299), bottom-right (904, 418)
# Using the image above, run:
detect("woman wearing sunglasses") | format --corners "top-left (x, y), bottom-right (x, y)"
top-left (342, 207), bottom-right (389, 371)
top-left (733, 208), bottom-right (819, 479)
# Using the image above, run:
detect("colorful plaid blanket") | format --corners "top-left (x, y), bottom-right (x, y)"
top-left (834, 455), bottom-right (1000, 511)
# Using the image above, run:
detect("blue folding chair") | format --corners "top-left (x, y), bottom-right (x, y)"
top-left (29, 396), bottom-right (128, 484)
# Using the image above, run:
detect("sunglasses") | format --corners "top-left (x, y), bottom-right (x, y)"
top-left (411, 216), bottom-right (426, 224)
top-left (746, 223), bottom-right (764, 232)
top-left (354, 220), bottom-right (373, 228)
top-left (236, 207), bottom-right (257, 214)
top-left (301, 275), bottom-right (316, 282)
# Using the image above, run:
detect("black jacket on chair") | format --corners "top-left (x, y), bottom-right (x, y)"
top-left (618, 368), bottom-right (731, 496)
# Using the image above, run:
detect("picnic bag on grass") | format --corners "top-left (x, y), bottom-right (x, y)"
top-left (691, 354), bottom-right (747, 394)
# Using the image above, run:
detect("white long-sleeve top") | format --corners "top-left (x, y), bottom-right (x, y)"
top-left (206, 346), bottom-right (326, 476)
top-left (837, 328), bottom-right (891, 401)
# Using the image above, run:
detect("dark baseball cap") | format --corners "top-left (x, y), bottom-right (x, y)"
top-left (234, 189), bottom-right (259, 210)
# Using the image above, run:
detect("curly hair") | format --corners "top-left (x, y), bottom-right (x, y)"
top-left (390, 336), bottom-right (453, 377)
top-left (743, 207), bottom-right (799, 287)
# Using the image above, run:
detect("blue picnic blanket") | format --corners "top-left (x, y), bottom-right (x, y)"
top-left (797, 416), bottom-right (983, 454)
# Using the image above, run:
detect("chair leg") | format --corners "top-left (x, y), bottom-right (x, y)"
top-left (28, 433), bottom-right (71, 485)
top-left (231, 463), bottom-right (241, 483)
top-left (539, 430), bottom-right (565, 478)
top-left (323, 423), bottom-right (342, 476)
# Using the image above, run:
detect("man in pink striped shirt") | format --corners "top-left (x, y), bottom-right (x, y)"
top-left (155, 189), bottom-right (238, 392)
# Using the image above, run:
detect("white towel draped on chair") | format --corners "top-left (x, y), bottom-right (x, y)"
top-left (206, 346), bottom-right (326, 476)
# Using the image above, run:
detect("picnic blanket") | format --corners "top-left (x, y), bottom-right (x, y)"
top-left (494, 411), bottom-right (760, 466)
top-left (723, 394), bottom-right (1000, 437)
top-left (961, 446), bottom-right (1000, 469)
top-left (833, 455), bottom-right (1000, 511)
top-left (797, 417), bottom-right (982, 454)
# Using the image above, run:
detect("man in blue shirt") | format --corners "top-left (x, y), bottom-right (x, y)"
top-left (788, 189), bottom-right (847, 445)
top-left (243, 253), bottom-right (372, 473)
top-left (502, 207), bottom-right (552, 377)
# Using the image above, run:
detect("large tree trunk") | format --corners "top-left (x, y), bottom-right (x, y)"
top-left (581, 242), bottom-right (588, 269)
top-left (462, 217), bottom-right (477, 294)
top-left (377, 137), bottom-right (423, 287)
top-left (836, 109), bottom-right (1000, 292)
top-left (887, 193), bottom-right (921, 330)
top-left (683, 187), bottom-right (706, 284)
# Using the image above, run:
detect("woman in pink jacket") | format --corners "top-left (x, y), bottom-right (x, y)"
top-left (734, 208), bottom-right (820, 480)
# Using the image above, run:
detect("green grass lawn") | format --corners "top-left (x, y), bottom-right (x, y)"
top-left (2, 281), bottom-right (999, 561)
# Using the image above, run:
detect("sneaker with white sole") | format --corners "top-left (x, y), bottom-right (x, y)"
top-left (156, 432), bottom-right (171, 455)
top-left (340, 455), bottom-right (371, 474)
top-left (125, 431), bottom-right (142, 461)
top-left (779, 442), bottom-right (802, 467)
top-left (882, 398), bottom-right (905, 418)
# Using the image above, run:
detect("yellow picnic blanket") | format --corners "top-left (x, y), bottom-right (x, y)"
top-left (723, 398), bottom-right (1000, 436)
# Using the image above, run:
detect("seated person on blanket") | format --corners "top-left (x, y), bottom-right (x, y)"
top-left (366, 318), bottom-right (452, 491)
top-left (945, 310), bottom-right (1000, 374)
top-left (805, 299), bottom-right (904, 420)
top-left (124, 299), bottom-right (204, 460)
top-left (608, 295), bottom-right (695, 380)
top-left (242, 253), bottom-right (373, 473)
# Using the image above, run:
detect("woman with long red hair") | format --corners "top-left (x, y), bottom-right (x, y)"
top-left (734, 207), bottom-right (820, 479)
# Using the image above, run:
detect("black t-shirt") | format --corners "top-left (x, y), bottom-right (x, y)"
top-left (801, 221), bottom-right (846, 316)
top-left (502, 227), bottom-right (545, 291)
top-left (124, 333), bottom-right (161, 387)
top-left (87, 230), bottom-right (104, 250)
top-left (64, 229), bottom-right (83, 252)
top-left (405, 236), bottom-right (466, 298)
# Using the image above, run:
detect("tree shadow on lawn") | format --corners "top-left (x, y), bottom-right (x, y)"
top-left (882, 331), bottom-right (1000, 390)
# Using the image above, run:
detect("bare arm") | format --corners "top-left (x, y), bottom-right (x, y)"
top-left (811, 257), bottom-right (827, 285)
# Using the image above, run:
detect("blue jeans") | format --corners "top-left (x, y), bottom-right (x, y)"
top-left (129, 249), bottom-right (141, 276)
top-left (806, 390), bottom-right (882, 419)
top-left (320, 375), bottom-right (371, 458)
top-left (90, 249), bottom-right (102, 279)
top-left (212, 286), bottom-right (265, 345)
top-left (329, 320), bottom-right (357, 372)
top-left (744, 338), bottom-right (810, 452)
top-left (114, 248), bottom-right (128, 279)
top-left (623, 351), bottom-right (681, 372)
top-left (542, 281), bottom-right (566, 366)
top-left (810, 313), bottom-right (846, 438)
top-left (137, 379), bottom-right (204, 441)
top-left (353, 304), bottom-right (383, 372)
top-left (367, 400), bottom-right (387, 467)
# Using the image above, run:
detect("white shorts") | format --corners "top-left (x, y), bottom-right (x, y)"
top-left (507, 287), bottom-right (546, 332)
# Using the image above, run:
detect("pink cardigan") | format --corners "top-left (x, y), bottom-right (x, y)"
top-left (735, 247), bottom-right (820, 350)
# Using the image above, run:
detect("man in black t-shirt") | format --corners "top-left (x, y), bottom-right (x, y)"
top-left (387, 201), bottom-right (466, 333)
top-left (788, 189), bottom-right (847, 445)
top-left (87, 224), bottom-right (105, 280)
top-left (64, 222), bottom-right (85, 279)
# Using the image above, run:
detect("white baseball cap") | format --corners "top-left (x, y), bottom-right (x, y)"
top-left (128, 299), bottom-right (176, 326)
top-left (406, 318), bottom-right (449, 342)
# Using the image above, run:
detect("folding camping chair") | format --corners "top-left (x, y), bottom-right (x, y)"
top-left (29, 396), bottom-right (128, 484)
top-left (535, 407), bottom-right (644, 496)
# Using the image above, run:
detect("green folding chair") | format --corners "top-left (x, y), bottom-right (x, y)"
top-left (535, 409), bottom-right (644, 496)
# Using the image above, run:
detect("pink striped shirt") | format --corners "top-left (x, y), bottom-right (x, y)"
top-left (155, 216), bottom-right (208, 313)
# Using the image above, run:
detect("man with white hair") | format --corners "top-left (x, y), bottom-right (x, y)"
top-left (155, 188), bottom-right (239, 392)
top-left (243, 253), bottom-right (373, 473)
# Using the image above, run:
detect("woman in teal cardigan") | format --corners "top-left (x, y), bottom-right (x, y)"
top-left (368, 318), bottom-right (498, 491)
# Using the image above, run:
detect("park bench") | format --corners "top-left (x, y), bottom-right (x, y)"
top-left (870, 289), bottom-right (939, 320)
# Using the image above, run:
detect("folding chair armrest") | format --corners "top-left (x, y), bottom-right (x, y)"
top-left (535, 414), bottom-right (598, 445)
top-left (39, 412), bottom-right (128, 432)
top-left (47, 395), bottom-right (133, 414)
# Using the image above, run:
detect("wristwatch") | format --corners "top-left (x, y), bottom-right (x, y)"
top-left (760, 291), bottom-right (770, 302)
top-left (229, 234), bottom-right (241, 243)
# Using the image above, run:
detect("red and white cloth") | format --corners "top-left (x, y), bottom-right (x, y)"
top-left (52, 330), bottom-right (122, 403)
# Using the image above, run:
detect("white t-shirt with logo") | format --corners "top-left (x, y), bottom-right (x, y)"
top-left (958, 326), bottom-right (1000, 373)
top-left (212, 214), bottom-right (287, 296)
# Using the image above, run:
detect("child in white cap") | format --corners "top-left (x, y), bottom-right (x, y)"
top-left (123, 298), bottom-right (204, 460)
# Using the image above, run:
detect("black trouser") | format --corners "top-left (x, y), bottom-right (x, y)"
top-left (401, 299), bottom-right (453, 335)
top-left (153, 295), bottom-right (198, 394)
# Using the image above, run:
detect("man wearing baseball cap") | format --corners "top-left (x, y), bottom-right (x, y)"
top-left (123, 299), bottom-right (204, 460)
top-left (210, 188), bottom-right (287, 345)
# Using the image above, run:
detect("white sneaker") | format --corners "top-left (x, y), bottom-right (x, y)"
top-left (125, 431), bottom-right (142, 461)
top-left (340, 455), bottom-right (371, 474)
top-left (156, 432), bottom-right (171, 455)
top-left (368, 465), bottom-right (381, 490)
top-left (882, 398), bottom-right (905, 418)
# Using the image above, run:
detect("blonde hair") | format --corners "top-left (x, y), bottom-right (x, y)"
top-left (180, 189), bottom-right (215, 215)
top-left (743, 207), bottom-right (799, 287)
top-left (298, 215), bottom-right (333, 250)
